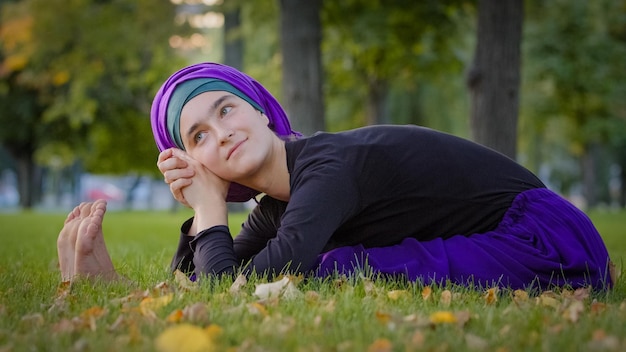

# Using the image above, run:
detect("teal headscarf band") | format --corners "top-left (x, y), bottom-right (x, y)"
top-left (166, 78), bottom-right (265, 150)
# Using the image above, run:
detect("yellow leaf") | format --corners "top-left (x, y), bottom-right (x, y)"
top-left (484, 287), bottom-right (499, 305)
top-left (140, 294), bottom-right (173, 316)
top-left (247, 302), bottom-right (269, 317)
top-left (537, 291), bottom-right (560, 309)
top-left (375, 311), bottom-right (392, 324)
top-left (387, 290), bottom-right (409, 301)
top-left (440, 290), bottom-right (452, 307)
top-left (429, 311), bottom-right (457, 324)
top-left (367, 338), bottom-right (392, 352)
top-left (166, 309), bottom-right (184, 323)
top-left (421, 286), bottom-right (432, 301)
top-left (155, 324), bottom-right (220, 352)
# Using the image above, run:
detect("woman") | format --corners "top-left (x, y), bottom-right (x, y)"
top-left (58, 62), bottom-right (614, 290)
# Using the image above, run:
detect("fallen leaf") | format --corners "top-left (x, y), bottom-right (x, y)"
top-left (254, 277), bottom-right (290, 300)
top-left (421, 286), bottom-right (432, 301)
top-left (429, 311), bottom-right (457, 325)
top-left (182, 302), bottom-right (209, 324)
top-left (229, 274), bottom-right (247, 294)
top-left (587, 329), bottom-right (620, 351)
top-left (166, 309), bottom-right (184, 323)
top-left (140, 294), bottom-right (173, 317)
top-left (440, 290), bottom-right (452, 307)
top-left (79, 306), bottom-right (107, 331)
top-left (367, 338), bottom-right (392, 352)
top-left (387, 290), bottom-right (409, 301)
top-left (590, 300), bottom-right (607, 315)
top-left (562, 300), bottom-right (584, 323)
top-left (484, 287), bottom-right (499, 305)
top-left (536, 291), bottom-right (559, 309)
top-left (281, 281), bottom-right (303, 300)
top-left (155, 323), bottom-right (221, 352)
top-left (512, 289), bottom-right (529, 306)
top-left (375, 311), bottom-right (392, 325)
top-left (465, 333), bottom-right (488, 350)
top-left (247, 302), bottom-right (269, 317)
top-left (174, 270), bottom-right (198, 291)
top-left (409, 330), bottom-right (425, 349)
top-left (19, 313), bottom-right (44, 329)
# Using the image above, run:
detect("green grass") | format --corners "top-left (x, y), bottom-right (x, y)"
top-left (0, 208), bottom-right (625, 351)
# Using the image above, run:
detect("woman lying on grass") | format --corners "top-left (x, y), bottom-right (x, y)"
top-left (57, 62), bottom-right (615, 290)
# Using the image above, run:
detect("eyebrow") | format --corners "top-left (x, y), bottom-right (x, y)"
top-left (185, 94), bottom-right (233, 142)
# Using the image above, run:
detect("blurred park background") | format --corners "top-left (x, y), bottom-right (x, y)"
top-left (0, 0), bottom-right (625, 212)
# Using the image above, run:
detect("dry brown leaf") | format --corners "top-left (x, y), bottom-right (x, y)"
top-left (512, 289), bottom-right (529, 306)
top-left (229, 274), bottom-right (247, 294)
top-left (455, 310), bottom-right (472, 327)
top-left (465, 333), bottom-right (488, 350)
top-left (440, 289), bottom-right (452, 307)
top-left (536, 291), bottom-right (560, 309)
top-left (375, 311), bottom-right (393, 325)
top-left (19, 313), bottom-right (44, 329)
top-left (173, 270), bottom-right (198, 291)
top-left (587, 329), bottom-right (620, 351)
top-left (409, 330), bottom-right (425, 349)
top-left (79, 306), bottom-right (107, 331)
top-left (484, 287), bottom-right (499, 305)
top-left (562, 300), bottom-right (584, 323)
top-left (590, 300), bottom-right (607, 315)
top-left (247, 302), bottom-right (269, 317)
top-left (367, 338), bottom-right (393, 352)
top-left (182, 302), bottom-right (209, 324)
top-left (421, 286), bottom-right (432, 301)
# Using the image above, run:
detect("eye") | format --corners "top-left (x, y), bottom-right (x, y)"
top-left (220, 106), bottom-right (232, 117)
top-left (194, 131), bottom-right (206, 144)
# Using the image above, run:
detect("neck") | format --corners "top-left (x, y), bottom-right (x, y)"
top-left (247, 137), bottom-right (291, 202)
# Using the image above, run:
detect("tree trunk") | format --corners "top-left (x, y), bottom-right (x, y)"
top-left (15, 152), bottom-right (40, 209)
top-left (467, 0), bottom-right (523, 160)
top-left (581, 145), bottom-right (598, 208)
top-left (223, 5), bottom-right (243, 70)
top-left (365, 77), bottom-right (388, 125)
top-left (279, 0), bottom-right (324, 135)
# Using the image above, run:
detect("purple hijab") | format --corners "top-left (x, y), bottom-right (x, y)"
top-left (151, 62), bottom-right (300, 202)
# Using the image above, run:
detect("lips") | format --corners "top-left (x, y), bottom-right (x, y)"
top-left (227, 139), bottom-right (247, 160)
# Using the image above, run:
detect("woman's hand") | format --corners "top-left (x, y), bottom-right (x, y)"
top-left (157, 148), bottom-right (195, 207)
top-left (157, 148), bottom-right (230, 233)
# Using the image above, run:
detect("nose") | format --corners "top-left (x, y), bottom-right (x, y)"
top-left (217, 126), bottom-right (234, 145)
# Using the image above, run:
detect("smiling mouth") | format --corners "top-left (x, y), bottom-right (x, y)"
top-left (227, 139), bottom-right (247, 160)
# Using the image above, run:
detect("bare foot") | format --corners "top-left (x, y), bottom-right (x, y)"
top-left (73, 199), bottom-right (121, 282)
top-left (57, 202), bottom-right (97, 281)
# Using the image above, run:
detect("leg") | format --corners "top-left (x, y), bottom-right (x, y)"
top-left (317, 189), bottom-right (613, 290)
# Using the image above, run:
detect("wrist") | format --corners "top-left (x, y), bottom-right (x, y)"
top-left (193, 203), bottom-right (228, 235)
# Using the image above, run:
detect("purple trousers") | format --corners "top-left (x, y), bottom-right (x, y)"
top-left (316, 188), bottom-right (613, 290)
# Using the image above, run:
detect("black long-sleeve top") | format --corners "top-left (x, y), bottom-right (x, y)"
top-left (170, 125), bottom-right (545, 278)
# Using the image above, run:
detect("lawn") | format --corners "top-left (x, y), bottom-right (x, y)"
top-left (0, 207), bottom-right (624, 351)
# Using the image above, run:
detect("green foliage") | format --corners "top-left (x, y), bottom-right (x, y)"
top-left (0, 0), bottom-right (186, 174)
top-left (321, 0), bottom-right (468, 129)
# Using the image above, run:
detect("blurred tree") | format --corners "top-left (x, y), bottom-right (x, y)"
top-left (467, 0), bottom-right (523, 160)
top-left (279, 0), bottom-right (324, 135)
top-left (523, 0), bottom-right (626, 207)
top-left (321, 0), bottom-right (465, 130)
top-left (0, 0), bottom-right (185, 208)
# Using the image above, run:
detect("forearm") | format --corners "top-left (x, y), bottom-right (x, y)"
top-left (170, 217), bottom-right (195, 274)
top-left (190, 225), bottom-right (240, 277)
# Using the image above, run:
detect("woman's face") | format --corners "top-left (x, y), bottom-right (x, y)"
top-left (179, 90), bottom-right (275, 182)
